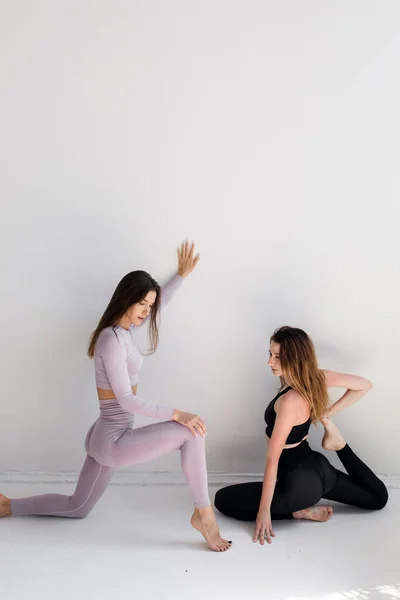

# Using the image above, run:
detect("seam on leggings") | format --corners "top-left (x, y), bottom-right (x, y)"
top-left (42, 462), bottom-right (105, 515)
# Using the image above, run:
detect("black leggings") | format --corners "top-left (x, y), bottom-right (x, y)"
top-left (214, 442), bottom-right (388, 521)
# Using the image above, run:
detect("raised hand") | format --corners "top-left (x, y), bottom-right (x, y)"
top-left (177, 241), bottom-right (200, 278)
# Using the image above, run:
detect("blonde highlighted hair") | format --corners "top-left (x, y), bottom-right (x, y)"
top-left (270, 326), bottom-right (329, 422)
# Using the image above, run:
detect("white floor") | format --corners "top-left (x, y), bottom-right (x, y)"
top-left (1, 484), bottom-right (399, 600)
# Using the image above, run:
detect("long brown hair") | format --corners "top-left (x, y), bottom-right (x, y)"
top-left (87, 271), bottom-right (161, 359)
top-left (270, 326), bottom-right (329, 422)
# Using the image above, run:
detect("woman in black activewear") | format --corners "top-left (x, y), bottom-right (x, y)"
top-left (214, 326), bottom-right (388, 545)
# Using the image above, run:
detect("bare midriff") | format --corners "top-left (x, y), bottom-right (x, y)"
top-left (97, 385), bottom-right (137, 401)
top-left (266, 433), bottom-right (309, 450)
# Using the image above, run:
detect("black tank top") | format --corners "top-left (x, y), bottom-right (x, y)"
top-left (264, 387), bottom-right (312, 444)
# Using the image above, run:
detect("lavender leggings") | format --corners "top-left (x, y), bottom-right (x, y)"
top-left (11, 400), bottom-right (210, 517)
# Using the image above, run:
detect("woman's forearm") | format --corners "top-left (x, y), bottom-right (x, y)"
top-left (259, 459), bottom-right (279, 512)
top-left (328, 383), bottom-right (372, 417)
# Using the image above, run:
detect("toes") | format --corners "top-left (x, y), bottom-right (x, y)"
top-left (217, 539), bottom-right (231, 552)
top-left (221, 544), bottom-right (230, 552)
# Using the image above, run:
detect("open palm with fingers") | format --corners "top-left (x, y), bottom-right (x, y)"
top-left (178, 241), bottom-right (200, 278)
top-left (253, 510), bottom-right (276, 545)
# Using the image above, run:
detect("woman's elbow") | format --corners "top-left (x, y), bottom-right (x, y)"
top-left (365, 379), bottom-right (373, 391)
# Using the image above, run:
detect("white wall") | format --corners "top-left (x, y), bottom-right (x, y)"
top-left (1, 0), bottom-right (399, 477)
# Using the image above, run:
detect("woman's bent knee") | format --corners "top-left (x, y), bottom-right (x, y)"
top-left (214, 487), bottom-right (231, 514)
top-left (372, 485), bottom-right (389, 510)
top-left (72, 503), bottom-right (96, 519)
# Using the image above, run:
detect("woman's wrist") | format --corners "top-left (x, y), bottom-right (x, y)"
top-left (322, 406), bottom-right (334, 418)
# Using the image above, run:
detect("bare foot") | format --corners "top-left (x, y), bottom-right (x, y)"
top-left (293, 505), bottom-right (334, 522)
top-left (191, 507), bottom-right (232, 552)
top-left (0, 494), bottom-right (11, 517)
top-left (321, 417), bottom-right (346, 451)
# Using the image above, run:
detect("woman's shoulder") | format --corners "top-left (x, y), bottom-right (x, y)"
top-left (277, 388), bottom-right (304, 410)
top-left (96, 327), bottom-right (126, 354)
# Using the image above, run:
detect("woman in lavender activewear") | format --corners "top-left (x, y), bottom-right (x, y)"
top-left (0, 241), bottom-right (232, 552)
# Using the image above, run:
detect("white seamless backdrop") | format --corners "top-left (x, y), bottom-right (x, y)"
top-left (1, 1), bottom-right (399, 479)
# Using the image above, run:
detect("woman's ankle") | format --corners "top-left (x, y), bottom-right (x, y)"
top-left (195, 506), bottom-right (213, 518)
